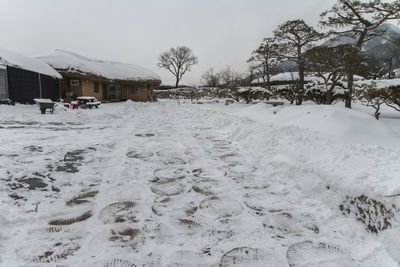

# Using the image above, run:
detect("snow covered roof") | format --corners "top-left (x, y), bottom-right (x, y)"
top-left (0, 47), bottom-right (62, 78)
top-left (36, 49), bottom-right (161, 82)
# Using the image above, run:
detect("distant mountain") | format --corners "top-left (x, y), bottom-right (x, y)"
top-left (323, 23), bottom-right (400, 69)
top-left (279, 60), bottom-right (298, 72)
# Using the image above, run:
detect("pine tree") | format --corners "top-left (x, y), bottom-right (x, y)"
top-left (273, 20), bottom-right (325, 105)
top-left (247, 38), bottom-right (280, 89)
top-left (320, 0), bottom-right (400, 108)
top-left (305, 44), bottom-right (367, 104)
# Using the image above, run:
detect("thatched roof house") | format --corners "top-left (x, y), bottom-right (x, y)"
top-left (0, 47), bottom-right (61, 103)
top-left (36, 50), bottom-right (161, 102)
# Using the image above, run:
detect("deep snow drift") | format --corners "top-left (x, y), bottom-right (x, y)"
top-left (0, 101), bottom-right (400, 266)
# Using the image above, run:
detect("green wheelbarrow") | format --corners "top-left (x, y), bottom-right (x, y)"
top-left (34, 99), bottom-right (57, 114)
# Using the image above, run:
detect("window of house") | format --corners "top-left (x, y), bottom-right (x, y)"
top-left (130, 87), bottom-right (140, 95)
top-left (94, 82), bottom-right (99, 93)
top-left (71, 80), bottom-right (80, 86)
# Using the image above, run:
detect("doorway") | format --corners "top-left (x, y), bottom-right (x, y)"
top-left (109, 84), bottom-right (122, 101)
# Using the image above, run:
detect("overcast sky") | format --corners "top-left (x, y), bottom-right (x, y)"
top-left (0, 0), bottom-right (339, 84)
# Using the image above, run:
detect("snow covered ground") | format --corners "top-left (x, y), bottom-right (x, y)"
top-left (0, 100), bottom-right (400, 266)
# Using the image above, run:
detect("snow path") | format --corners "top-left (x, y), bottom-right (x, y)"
top-left (0, 101), bottom-right (399, 266)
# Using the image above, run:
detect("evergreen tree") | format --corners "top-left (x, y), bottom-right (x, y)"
top-left (247, 38), bottom-right (280, 89)
top-left (320, 0), bottom-right (400, 108)
top-left (305, 44), bottom-right (367, 104)
top-left (273, 20), bottom-right (325, 105)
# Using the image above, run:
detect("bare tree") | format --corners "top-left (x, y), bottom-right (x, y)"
top-left (219, 66), bottom-right (242, 87)
top-left (320, 0), bottom-right (400, 108)
top-left (273, 20), bottom-right (325, 105)
top-left (247, 38), bottom-right (280, 89)
top-left (201, 68), bottom-right (220, 87)
top-left (158, 46), bottom-right (198, 88)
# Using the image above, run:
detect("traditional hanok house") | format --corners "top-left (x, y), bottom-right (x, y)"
top-left (0, 47), bottom-right (62, 103)
top-left (36, 50), bottom-right (161, 102)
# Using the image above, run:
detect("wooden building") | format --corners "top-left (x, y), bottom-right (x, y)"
top-left (0, 47), bottom-right (61, 103)
top-left (36, 50), bottom-right (161, 102)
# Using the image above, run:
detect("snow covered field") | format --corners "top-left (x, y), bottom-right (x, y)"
top-left (1, 100), bottom-right (400, 266)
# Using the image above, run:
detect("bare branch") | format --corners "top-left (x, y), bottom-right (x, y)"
top-left (158, 46), bottom-right (198, 87)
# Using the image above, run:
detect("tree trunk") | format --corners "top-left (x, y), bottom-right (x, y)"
top-left (347, 31), bottom-right (367, 109)
top-left (345, 72), bottom-right (353, 108)
top-left (266, 63), bottom-right (271, 90)
top-left (356, 30), bottom-right (367, 48)
top-left (296, 61), bottom-right (304, 105)
top-left (326, 90), bottom-right (333, 105)
top-left (326, 86), bottom-right (333, 105)
top-left (327, 73), bottom-right (337, 105)
top-left (375, 111), bottom-right (380, 120)
top-left (175, 68), bottom-right (181, 88)
top-left (262, 76), bottom-right (266, 88)
top-left (375, 105), bottom-right (381, 120)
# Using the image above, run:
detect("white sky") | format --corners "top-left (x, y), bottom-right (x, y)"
top-left (1, 0), bottom-right (344, 84)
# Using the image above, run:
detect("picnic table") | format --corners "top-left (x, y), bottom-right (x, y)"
top-left (76, 96), bottom-right (101, 109)
top-left (34, 99), bottom-right (57, 114)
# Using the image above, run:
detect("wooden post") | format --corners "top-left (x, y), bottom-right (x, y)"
top-left (59, 79), bottom-right (61, 100)
top-left (0, 66), bottom-right (9, 99)
top-left (38, 73), bottom-right (42, 98)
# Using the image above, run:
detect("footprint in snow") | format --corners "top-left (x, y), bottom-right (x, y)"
top-left (126, 151), bottom-right (154, 159)
top-left (199, 197), bottom-right (243, 219)
top-left (220, 247), bottom-right (282, 267)
top-left (88, 258), bottom-right (136, 267)
top-left (98, 201), bottom-right (139, 224)
top-left (165, 250), bottom-right (212, 266)
top-left (286, 241), bottom-right (356, 267)
top-left (150, 182), bottom-right (186, 197)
